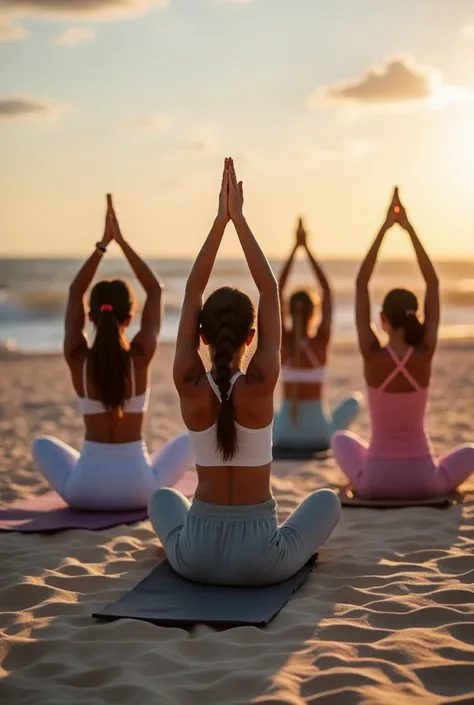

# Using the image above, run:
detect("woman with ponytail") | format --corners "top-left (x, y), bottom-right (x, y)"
top-left (331, 188), bottom-right (474, 499)
top-left (147, 158), bottom-right (340, 586)
top-left (274, 218), bottom-right (361, 452)
top-left (32, 196), bottom-right (191, 510)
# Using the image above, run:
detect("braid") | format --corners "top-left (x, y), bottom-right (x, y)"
top-left (199, 286), bottom-right (256, 462)
top-left (213, 306), bottom-right (238, 460)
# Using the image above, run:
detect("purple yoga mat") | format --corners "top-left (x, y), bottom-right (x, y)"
top-left (0, 472), bottom-right (198, 533)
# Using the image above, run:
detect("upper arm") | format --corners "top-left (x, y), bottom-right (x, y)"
top-left (246, 284), bottom-right (281, 393)
top-left (131, 289), bottom-right (162, 364)
top-left (355, 276), bottom-right (380, 358)
top-left (172, 288), bottom-right (205, 397)
top-left (278, 286), bottom-right (290, 338)
top-left (63, 286), bottom-right (88, 363)
top-left (422, 277), bottom-right (440, 354)
top-left (316, 288), bottom-right (332, 344)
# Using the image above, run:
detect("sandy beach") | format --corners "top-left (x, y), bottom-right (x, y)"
top-left (1, 341), bottom-right (473, 705)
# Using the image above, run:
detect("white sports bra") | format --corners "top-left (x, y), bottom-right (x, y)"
top-left (77, 357), bottom-right (150, 415)
top-left (187, 371), bottom-right (273, 467)
top-left (280, 340), bottom-right (326, 384)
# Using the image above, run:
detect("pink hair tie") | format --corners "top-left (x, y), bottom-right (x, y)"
top-left (100, 304), bottom-right (113, 312)
top-left (406, 309), bottom-right (417, 317)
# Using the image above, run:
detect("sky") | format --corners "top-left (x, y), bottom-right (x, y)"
top-left (1, 0), bottom-right (474, 258)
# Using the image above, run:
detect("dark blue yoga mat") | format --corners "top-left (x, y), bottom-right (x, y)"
top-left (93, 556), bottom-right (317, 627)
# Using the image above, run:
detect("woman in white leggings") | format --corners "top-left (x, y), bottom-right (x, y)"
top-left (32, 195), bottom-right (192, 511)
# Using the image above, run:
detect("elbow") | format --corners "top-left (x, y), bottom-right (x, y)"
top-left (262, 273), bottom-right (279, 297)
top-left (355, 273), bottom-right (367, 291)
top-left (68, 282), bottom-right (82, 297)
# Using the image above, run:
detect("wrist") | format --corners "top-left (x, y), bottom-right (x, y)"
top-left (214, 214), bottom-right (228, 227)
top-left (231, 212), bottom-right (246, 226)
top-left (95, 241), bottom-right (107, 254)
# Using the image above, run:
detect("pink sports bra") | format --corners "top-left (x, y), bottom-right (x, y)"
top-left (367, 346), bottom-right (431, 458)
top-left (77, 357), bottom-right (150, 415)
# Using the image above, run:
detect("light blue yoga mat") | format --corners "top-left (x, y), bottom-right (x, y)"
top-left (93, 556), bottom-right (317, 628)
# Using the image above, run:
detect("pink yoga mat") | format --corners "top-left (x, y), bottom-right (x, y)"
top-left (0, 471), bottom-right (198, 533)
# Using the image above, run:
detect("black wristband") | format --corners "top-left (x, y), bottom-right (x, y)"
top-left (95, 242), bottom-right (107, 254)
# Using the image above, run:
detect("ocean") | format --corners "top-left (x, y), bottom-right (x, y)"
top-left (1, 257), bottom-right (474, 352)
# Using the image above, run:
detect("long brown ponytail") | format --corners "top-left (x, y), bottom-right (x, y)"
top-left (200, 287), bottom-right (255, 461)
top-left (382, 288), bottom-right (424, 348)
top-left (288, 290), bottom-right (315, 425)
top-left (88, 280), bottom-right (136, 416)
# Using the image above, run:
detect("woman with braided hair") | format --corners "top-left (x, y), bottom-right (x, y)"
top-left (32, 195), bottom-right (192, 510)
top-left (148, 159), bottom-right (340, 586)
top-left (274, 218), bottom-right (361, 452)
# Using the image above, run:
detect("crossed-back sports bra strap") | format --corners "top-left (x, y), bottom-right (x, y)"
top-left (300, 340), bottom-right (322, 368)
top-left (206, 371), bottom-right (243, 402)
top-left (78, 356), bottom-right (149, 414)
top-left (281, 340), bottom-right (326, 383)
top-left (379, 346), bottom-right (421, 392)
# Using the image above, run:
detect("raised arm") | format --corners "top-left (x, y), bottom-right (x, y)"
top-left (173, 160), bottom-right (229, 395)
top-left (63, 197), bottom-right (112, 363)
top-left (228, 159), bottom-right (280, 393)
top-left (108, 198), bottom-right (163, 364)
top-left (303, 233), bottom-right (332, 343)
top-left (356, 189), bottom-right (397, 357)
top-left (396, 196), bottom-right (439, 353)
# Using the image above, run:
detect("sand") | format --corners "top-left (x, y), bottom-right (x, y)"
top-left (1, 341), bottom-right (473, 705)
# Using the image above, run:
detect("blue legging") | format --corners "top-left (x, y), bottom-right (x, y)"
top-left (273, 396), bottom-right (362, 450)
top-left (148, 488), bottom-right (341, 586)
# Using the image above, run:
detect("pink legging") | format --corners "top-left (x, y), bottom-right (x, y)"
top-left (331, 431), bottom-right (474, 499)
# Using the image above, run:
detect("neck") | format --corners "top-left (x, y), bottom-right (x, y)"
top-left (387, 333), bottom-right (409, 354)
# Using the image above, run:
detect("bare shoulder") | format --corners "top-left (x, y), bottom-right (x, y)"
top-left (233, 373), bottom-right (274, 426)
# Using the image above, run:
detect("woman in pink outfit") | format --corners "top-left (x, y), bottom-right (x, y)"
top-left (331, 188), bottom-right (474, 499)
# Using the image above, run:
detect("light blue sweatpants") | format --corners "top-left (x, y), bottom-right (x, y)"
top-left (148, 488), bottom-right (341, 586)
top-left (273, 396), bottom-right (362, 450)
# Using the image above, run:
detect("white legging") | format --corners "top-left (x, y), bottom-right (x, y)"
top-left (32, 434), bottom-right (192, 511)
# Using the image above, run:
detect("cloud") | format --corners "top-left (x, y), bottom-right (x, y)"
top-left (0, 17), bottom-right (28, 42)
top-left (346, 139), bottom-right (374, 159)
top-left (309, 55), bottom-right (474, 114)
top-left (0, 97), bottom-right (64, 123)
top-left (182, 139), bottom-right (209, 152)
top-left (51, 27), bottom-right (96, 45)
top-left (177, 126), bottom-right (218, 156)
top-left (126, 113), bottom-right (168, 131)
top-left (0, 1), bottom-right (168, 23)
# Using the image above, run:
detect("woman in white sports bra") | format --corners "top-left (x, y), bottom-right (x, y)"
top-left (273, 219), bottom-right (361, 452)
top-left (147, 159), bottom-right (341, 586)
top-left (32, 196), bottom-right (191, 511)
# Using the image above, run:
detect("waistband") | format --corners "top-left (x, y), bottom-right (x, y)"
top-left (189, 498), bottom-right (277, 521)
top-left (81, 440), bottom-right (146, 455)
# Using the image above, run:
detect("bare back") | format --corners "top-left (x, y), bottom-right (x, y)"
top-left (281, 330), bottom-right (328, 401)
top-left (68, 347), bottom-right (150, 444)
top-left (364, 343), bottom-right (432, 392)
top-left (180, 372), bottom-right (273, 505)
